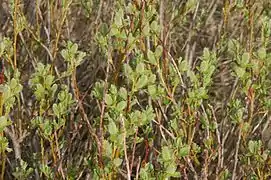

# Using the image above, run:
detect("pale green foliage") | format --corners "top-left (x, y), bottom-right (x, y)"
top-left (1, 0), bottom-right (271, 179)
top-left (61, 41), bottom-right (86, 75)
top-left (12, 160), bottom-right (33, 180)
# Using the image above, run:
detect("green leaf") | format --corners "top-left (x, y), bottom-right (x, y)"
top-left (136, 62), bottom-right (145, 74)
top-left (142, 22), bottom-right (150, 36)
top-left (148, 74), bottom-right (156, 84)
top-left (241, 52), bottom-right (249, 66)
top-left (128, 33), bottom-right (135, 47)
top-left (113, 158), bottom-right (123, 167)
top-left (92, 81), bottom-right (105, 100)
top-left (257, 47), bottom-right (266, 59)
top-left (44, 75), bottom-right (55, 89)
top-left (187, 70), bottom-right (198, 84)
top-left (124, 64), bottom-right (133, 78)
top-left (234, 66), bottom-right (246, 79)
top-left (110, 85), bottom-right (118, 95)
top-left (228, 39), bottom-right (240, 56)
top-left (114, 9), bottom-right (123, 27)
top-left (248, 140), bottom-right (261, 154)
top-left (10, 79), bottom-right (18, 90)
top-left (103, 140), bottom-right (112, 157)
top-left (179, 145), bottom-right (190, 157)
top-left (61, 49), bottom-right (70, 62)
top-left (116, 101), bottom-right (126, 111)
top-left (119, 87), bottom-right (127, 100)
top-left (155, 45), bottom-right (163, 58)
top-left (105, 94), bottom-right (113, 106)
top-left (35, 84), bottom-right (46, 100)
top-left (126, 3), bottom-right (135, 14)
top-left (0, 116), bottom-right (11, 132)
top-left (161, 146), bottom-right (172, 162)
top-left (200, 60), bottom-right (208, 73)
top-left (166, 163), bottom-right (180, 177)
top-left (198, 87), bottom-right (208, 99)
top-left (148, 85), bottom-right (156, 96)
top-left (70, 43), bottom-right (78, 55)
top-left (185, 0), bottom-right (197, 12)
top-left (179, 58), bottom-right (188, 72)
top-left (136, 75), bottom-right (148, 89)
top-left (203, 48), bottom-right (210, 60)
top-left (108, 120), bottom-right (118, 135)
top-left (117, 30), bottom-right (127, 39)
top-left (110, 27), bottom-right (120, 36)
top-left (52, 104), bottom-right (60, 118)
top-left (0, 136), bottom-right (10, 153)
top-left (150, 21), bottom-right (160, 34)
top-left (147, 50), bottom-right (157, 65)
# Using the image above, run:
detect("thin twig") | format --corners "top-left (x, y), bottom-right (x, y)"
top-left (95, 0), bottom-right (103, 26)
top-left (208, 104), bottom-right (222, 179)
top-left (121, 115), bottom-right (131, 180)
top-left (232, 127), bottom-right (242, 180)
top-left (130, 128), bottom-right (138, 172)
top-left (186, 157), bottom-right (198, 180)
top-left (252, 111), bottom-right (268, 134)
top-left (135, 156), bottom-right (141, 180)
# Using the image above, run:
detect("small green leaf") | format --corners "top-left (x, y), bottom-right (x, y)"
top-left (187, 70), bottom-right (198, 84)
top-left (114, 9), bottom-right (123, 27)
top-left (0, 116), bottom-right (11, 132)
top-left (142, 22), bottom-right (150, 36)
top-left (155, 45), bottom-right (163, 58)
top-left (128, 33), bottom-right (135, 47)
top-left (70, 43), bottom-right (78, 55)
top-left (148, 74), bottom-right (156, 84)
top-left (110, 85), bottom-right (118, 95)
top-left (147, 50), bottom-right (156, 65)
top-left (116, 101), bottom-right (126, 111)
top-left (148, 85), bottom-right (156, 96)
top-left (203, 48), bottom-right (210, 60)
top-left (124, 64), bottom-right (133, 77)
top-left (44, 75), bottom-right (55, 89)
top-left (52, 104), bottom-right (60, 118)
top-left (241, 52), bottom-right (249, 66)
top-left (119, 87), bottom-right (127, 100)
top-left (248, 140), bottom-right (261, 154)
top-left (10, 79), bottom-right (18, 90)
top-left (179, 145), bottom-right (190, 157)
top-left (92, 81), bottom-right (105, 100)
top-left (0, 136), bottom-right (10, 153)
top-left (35, 84), bottom-right (46, 100)
top-left (105, 94), bottom-right (113, 106)
top-left (150, 21), bottom-right (160, 34)
top-left (117, 30), bottom-right (127, 39)
top-left (257, 47), bottom-right (266, 59)
top-left (228, 39), bottom-right (240, 56)
top-left (234, 66), bottom-right (246, 79)
top-left (113, 158), bottom-right (123, 167)
top-left (161, 146), bottom-right (172, 162)
top-left (166, 163), bottom-right (180, 177)
top-left (136, 63), bottom-right (145, 74)
top-left (179, 58), bottom-right (188, 72)
top-left (108, 121), bottom-right (118, 135)
top-left (103, 140), bottom-right (112, 157)
top-left (185, 0), bottom-right (197, 12)
top-left (110, 27), bottom-right (120, 36)
top-left (136, 75), bottom-right (148, 89)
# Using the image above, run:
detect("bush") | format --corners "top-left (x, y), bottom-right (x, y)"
top-left (0, 0), bottom-right (270, 179)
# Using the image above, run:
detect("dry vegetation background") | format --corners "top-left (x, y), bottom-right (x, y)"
top-left (0, 0), bottom-right (271, 179)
